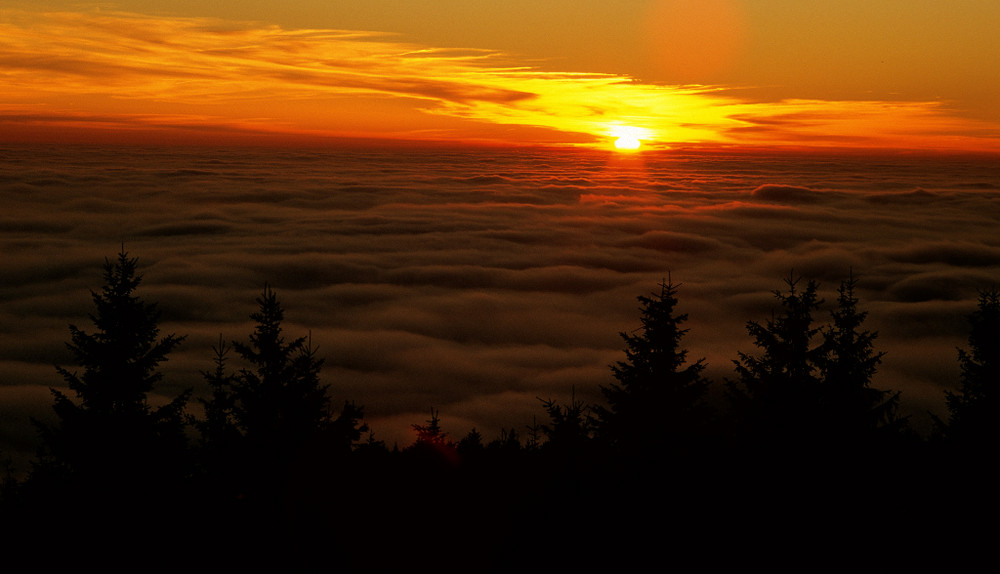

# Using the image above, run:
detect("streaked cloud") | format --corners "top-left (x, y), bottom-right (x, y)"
top-left (2, 9), bottom-right (999, 151)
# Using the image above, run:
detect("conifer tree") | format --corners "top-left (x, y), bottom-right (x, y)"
top-left (457, 427), bottom-right (485, 453)
top-left (406, 407), bottom-right (460, 468)
top-left (196, 335), bottom-right (240, 449)
top-left (940, 287), bottom-right (1000, 450)
top-left (593, 279), bottom-right (710, 458)
top-left (487, 427), bottom-right (522, 453)
top-left (538, 391), bottom-right (593, 460)
top-left (200, 286), bottom-right (366, 509)
top-left (190, 335), bottom-right (244, 498)
top-left (411, 407), bottom-right (448, 446)
top-left (729, 274), bottom-right (824, 447)
top-left (33, 251), bottom-right (189, 502)
top-left (230, 286), bottom-right (333, 453)
top-left (816, 273), bottom-right (903, 443)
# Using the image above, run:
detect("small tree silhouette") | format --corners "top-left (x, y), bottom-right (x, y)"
top-left (538, 390), bottom-right (594, 463)
top-left (487, 427), bottom-right (522, 453)
top-left (457, 427), bottom-right (485, 454)
top-left (411, 407), bottom-right (450, 447)
top-left (404, 407), bottom-right (460, 471)
top-left (195, 335), bottom-right (240, 450)
top-left (593, 278), bottom-right (711, 459)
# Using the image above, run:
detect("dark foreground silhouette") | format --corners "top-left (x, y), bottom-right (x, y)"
top-left (1, 253), bottom-right (995, 569)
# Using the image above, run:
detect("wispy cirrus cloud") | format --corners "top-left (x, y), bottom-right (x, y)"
top-left (2, 9), bottom-right (999, 151)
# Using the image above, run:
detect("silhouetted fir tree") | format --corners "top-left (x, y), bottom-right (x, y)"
top-left (354, 429), bottom-right (389, 458)
top-left (231, 287), bottom-right (332, 453)
top-left (202, 285), bottom-right (366, 521)
top-left (411, 407), bottom-right (450, 447)
top-left (324, 399), bottom-right (368, 454)
top-left (816, 273), bottom-right (905, 446)
top-left (454, 427), bottom-right (487, 471)
top-left (593, 279), bottom-right (711, 460)
top-left (195, 335), bottom-right (240, 451)
top-left (30, 251), bottom-right (190, 518)
top-left (937, 287), bottom-right (1000, 451)
top-left (484, 428), bottom-right (527, 478)
top-left (729, 274), bottom-right (825, 451)
top-left (538, 390), bottom-right (594, 464)
top-left (457, 427), bottom-right (485, 454)
top-left (406, 407), bottom-right (460, 468)
top-left (487, 427), bottom-right (522, 453)
top-left (395, 408), bottom-right (462, 553)
top-left (524, 415), bottom-right (542, 452)
top-left (189, 335), bottom-right (244, 505)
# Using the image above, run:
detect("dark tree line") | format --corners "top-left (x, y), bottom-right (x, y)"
top-left (0, 252), bottom-right (996, 568)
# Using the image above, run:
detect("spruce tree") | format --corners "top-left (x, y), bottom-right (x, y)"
top-left (196, 335), bottom-right (240, 449)
top-left (538, 391), bottom-right (593, 462)
top-left (411, 407), bottom-right (451, 449)
top-left (191, 335), bottom-right (243, 499)
top-left (816, 273), bottom-right (903, 445)
top-left (729, 274), bottom-right (824, 449)
top-left (230, 286), bottom-right (333, 454)
top-left (487, 427), bottom-right (522, 454)
top-left (457, 428), bottom-right (485, 463)
top-left (404, 407), bottom-right (461, 472)
top-left (593, 279), bottom-right (710, 459)
top-left (33, 251), bottom-right (189, 507)
top-left (197, 286), bottom-right (366, 511)
top-left (940, 287), bottom-right (1000, 450)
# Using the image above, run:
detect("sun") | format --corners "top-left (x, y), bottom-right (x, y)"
top-left (614, 135), bottom-right (641, 150)
top-left (608, 124), bottom-right (648, 151)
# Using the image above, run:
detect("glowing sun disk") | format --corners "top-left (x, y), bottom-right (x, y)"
top-left (614, 135), bottom-right (640, 149)
top-left (609, 124), bottom-right (647, 150)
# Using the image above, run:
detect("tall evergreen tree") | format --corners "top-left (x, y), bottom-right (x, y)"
top-left (593, 279), bottom-right (710, 458)
top-left (195, 335), bottom-right (240, 449)
top-left (939, 287), bottom-right (1000, 450)
top-left (32, 251), bottom-right (189, 507)
top-left (231, 286), bottom-right (332, 452)
top-left (190, 335), bottom-right (243, 502)
top-left (729, 274), bottom-right (824, 449)
top-left (816, 273), bottom-right (904, 444)
top-left (196, 286), bottom-right (366, 511)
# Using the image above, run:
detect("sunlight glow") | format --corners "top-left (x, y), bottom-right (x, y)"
top-left (609, 125), bottom-right (645, 150)
top-left (614, 136), bottom-right (640, 150)
top-left (1, 9), bottom-right (998, 152)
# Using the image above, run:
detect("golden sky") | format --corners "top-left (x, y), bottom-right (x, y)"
top-left (2, 1), bottom-right (999, 151)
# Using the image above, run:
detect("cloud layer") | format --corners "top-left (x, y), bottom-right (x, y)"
top-left (2, 144), bottom-right (999, 468)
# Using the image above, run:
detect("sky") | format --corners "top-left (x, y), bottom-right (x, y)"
top-left (2, 1), bottom-right (1000, 152)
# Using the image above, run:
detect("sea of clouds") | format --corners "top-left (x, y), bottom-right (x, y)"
top-left (2, 144), bottom-right (999, 468)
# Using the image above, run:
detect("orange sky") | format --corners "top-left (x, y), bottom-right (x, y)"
top-left (2, 1), bottom-right (1000, 152)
